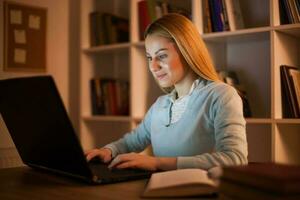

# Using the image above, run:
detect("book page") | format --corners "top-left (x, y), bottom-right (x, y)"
top-left (146, 169), bottom-right (216, 190)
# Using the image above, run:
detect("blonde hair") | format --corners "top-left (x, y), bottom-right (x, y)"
top-left (144, 13), bottom-right (220, 87)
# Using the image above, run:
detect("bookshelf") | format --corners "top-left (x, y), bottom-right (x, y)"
top-left (79, 0), bottom-right (300, 165)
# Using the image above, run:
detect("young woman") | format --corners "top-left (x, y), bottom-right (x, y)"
top-left (85, 13), bottom-right (248, 171)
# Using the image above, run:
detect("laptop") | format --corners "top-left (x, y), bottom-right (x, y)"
top-left (0, 76), bottom-right (151, 184)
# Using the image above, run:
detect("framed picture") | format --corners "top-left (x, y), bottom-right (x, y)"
top-left (3, 1), bottom-right (47, 72)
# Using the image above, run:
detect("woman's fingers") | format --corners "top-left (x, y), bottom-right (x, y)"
top-left (86, 151), bottom-right (100, 161)
top-left (108, 153), bottom-right (136, 169)
top-left (114, 161), bottom-right (137, 169)
top-left (85, 148), bottom-right (113, 163)
top-left (107, 153), bottom-right (158, 171)
top-left (84, 149), bottom-right (94, 156)
top-left (85, 149), bottom-right (104, 161)
top-left (108, 155), bottom-right (122, 169)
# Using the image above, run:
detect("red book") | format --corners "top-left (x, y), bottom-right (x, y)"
top-left (108, 81), bottom-right (117, 115)
top-left (138, 0), bottom-right (151, 40)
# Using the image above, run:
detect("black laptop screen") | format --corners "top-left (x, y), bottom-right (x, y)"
top-left (0, 76), bottom-right (92, 179)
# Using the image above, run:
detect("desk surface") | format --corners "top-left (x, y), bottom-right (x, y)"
top-left (0, 167), bottom-right (218, 200)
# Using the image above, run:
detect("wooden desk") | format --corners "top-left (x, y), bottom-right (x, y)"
top-left (0, 167), bottom-right (217, 200)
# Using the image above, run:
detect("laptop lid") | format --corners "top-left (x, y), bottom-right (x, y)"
top-left (0, 76), bottom-right (95, 182)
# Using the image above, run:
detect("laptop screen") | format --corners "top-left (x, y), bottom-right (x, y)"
top-left (0, 76), bottom-right (92, 180)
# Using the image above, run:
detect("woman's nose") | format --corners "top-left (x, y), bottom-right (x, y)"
top-left (150, 59), bottom-right (161, 71)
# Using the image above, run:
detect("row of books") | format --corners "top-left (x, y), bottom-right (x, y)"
top-left (280, 65), bottom-right (300, 118)
top-left (218, 70), bottom-right (252, 117)
top-left (202, 0), bottom-right (244, 33)
top-left (138, 0), bottom-right (190, 40)
top-left (89, 12), bottom-right (129, 47)
top-left (279, 0), bottom-right (300, 24)
top-left (219, 163), bottom-right (300, 200)
top-left (90, 78), bottom-right (129, 116)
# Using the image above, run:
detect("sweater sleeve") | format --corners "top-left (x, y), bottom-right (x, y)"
top-left (177, 85), bottom-right (248, 170)
top-left (103, 103), bottom-right (154, 158)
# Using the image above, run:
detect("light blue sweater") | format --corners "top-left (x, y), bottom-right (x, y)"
top-left (105, 78), bottom-right (248, 170)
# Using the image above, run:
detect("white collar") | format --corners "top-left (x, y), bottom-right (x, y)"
top-left (169, 78), bottom-right (201, 102)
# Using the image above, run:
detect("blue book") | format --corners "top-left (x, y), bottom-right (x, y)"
top-left (209, 0), bottom-right (224, 32)
top-left (214, 0), bottom-right (224, 31)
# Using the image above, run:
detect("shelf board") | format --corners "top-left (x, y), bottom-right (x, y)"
top-left (274, 119), bottom-right (300, 124)
top-left (202, 26), bottom-right (271, 42)
top-left (81, 25), bottom-right (300, 53)
top-left (82, 42), bottom-right (131, 53)
top-left (274, 23), bottom-right (300, 38)
top-left (132, 27), bottom-right (272, 46)
top-left (82, 115), bottom-right (132, 122)
top-left (246, 118), bottom-right (273, 124)
top-left (246, 118), bottom-right (300, 124)
top-left (132, 41), bottom-right (145, 47)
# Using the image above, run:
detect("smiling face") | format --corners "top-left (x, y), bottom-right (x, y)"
top-left (145, 34), bottom-right (190, 88)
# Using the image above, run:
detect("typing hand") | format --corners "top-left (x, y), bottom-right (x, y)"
top-left (85, 148), bottom-right (112, 163)
top-left (108, 153), bottom-right (158, 171)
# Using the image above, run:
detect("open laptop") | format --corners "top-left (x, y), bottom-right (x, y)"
top-left (0, 76), bottom-right (151, 184)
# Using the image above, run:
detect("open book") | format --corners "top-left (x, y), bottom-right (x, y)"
top-left (142, 168), bottom-right (218, 198)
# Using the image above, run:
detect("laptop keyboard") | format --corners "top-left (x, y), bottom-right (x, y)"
top-left (88, 162), bottom-right (151, 183)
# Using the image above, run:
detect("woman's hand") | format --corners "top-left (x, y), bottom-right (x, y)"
top-left (85, 148), bottom-right (112, 163)
top-left (108, 153), bottom-right (159, 171)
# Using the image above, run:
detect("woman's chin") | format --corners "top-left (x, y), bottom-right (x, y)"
top-left (157, 80), bottom-right (172, 88)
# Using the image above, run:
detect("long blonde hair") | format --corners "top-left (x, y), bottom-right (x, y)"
top-left (144, 13), bottom-right (220, 87)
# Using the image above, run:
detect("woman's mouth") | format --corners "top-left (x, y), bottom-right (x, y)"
top-left (156, 73), bottom-right (167, 80)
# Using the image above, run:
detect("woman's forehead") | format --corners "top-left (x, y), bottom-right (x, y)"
top-left (145, 35), bottom-right (176, 53)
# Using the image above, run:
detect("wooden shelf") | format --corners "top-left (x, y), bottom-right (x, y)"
top-left (245, 118), bottom-right (273, 124)
top-left (273, 23), bottom-right (300, 38)
top-left (132, 41), bottom-right (145, 47)
top-left (274, 119), bottom-right (300, 124)
top-left (79, 0), bottom-right (300, 164)
top-left (202, 26), bottom-right (272, 40)
top-left (274, 23), bottom-right (300, 30)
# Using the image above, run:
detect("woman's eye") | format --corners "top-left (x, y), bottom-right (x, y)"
top-left (158, 54), bottom-right (167, 60)
top-left (147, 56), bottom-right (152, 62)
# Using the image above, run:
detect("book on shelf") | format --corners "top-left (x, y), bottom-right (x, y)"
top-left (203, 0), bottom-right (244, 33)
top-left (142, 168), bottom-right (217, 198)
top-left (225, 0), bottom-right (244, 31)
top-left (89, 12), bottom-right (129, 47)
top-left (289, 67), bottom-right (300, 112)
top-left (280, 65), bottom-right (300, 118)
top-left (289, 0), bottom-right (300, 23)
top-left (90, 78), bottom-right (104, 115)
top-left (219, 178), bottom-right (300, 200)
top-left (146, 0), bottom-right (156, 22)
top-left (220, 163), bottom-right (300, 196)
top-left (211, 0), bottom-right (231, 32)
top-left (89, 12), bottom-right (106, 46)
top-left (218, 70), bottom-right (252, 117)
top-left (221, 0), bottom-right (230, 31)
top-left (203, 0), bottom-right (213, 33)
top-left (209, 0), bottom-right (224, 32)
top-left (138, 0), bottom-right (191, 40)
top-left (297, 0), bottom-right (300, 18)
top-left (279, 0), bottom-right (290, 24)
top-left (138, 0), bottom-right (151, 40)
top-left (90, 78), bottom-right (129, 116)
top-left (279, 0), bottom-right (300, 24)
